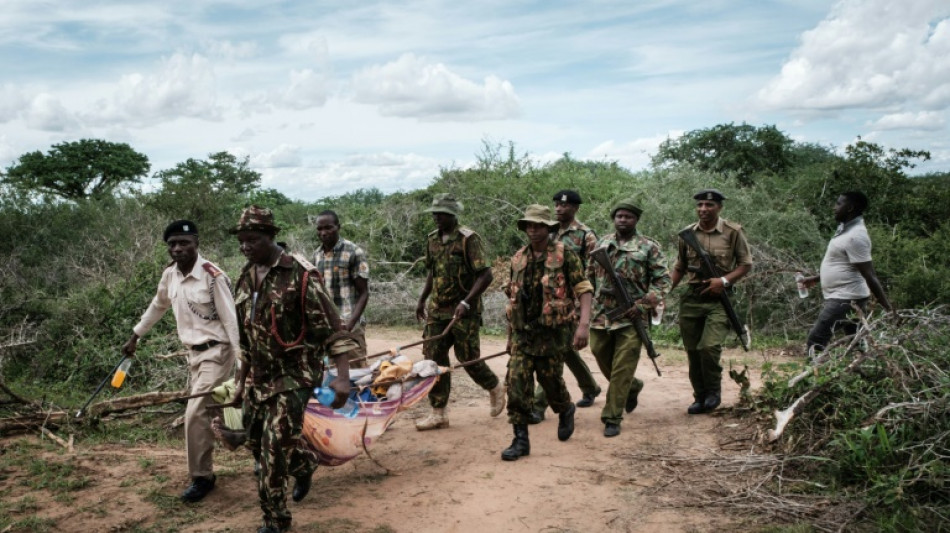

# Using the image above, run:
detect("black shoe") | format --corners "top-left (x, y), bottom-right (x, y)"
top-left (292, 472), bottom-right (313, 502)
top-left (624, 388), bottom-right (640, 414)
top-left (557, 403), bottom-right (576, 442)
top-left (527, 409), bottom-right (545, 425)
top-left (501, 425), bottom-right (530, 461)
top-left (254, 461), bottom-right (261, 478)
top-left (575, 390), bottom-right (599, 408)
top-left (258, 526), bottom-right (284, 533)
top-left (687, 400), bottom-right (705, 415)
top-left (604, 423), bottom-right (621, 437)
top-left (703, 392), bottom-right (721, 412)
top-left (181, 474), bottom-right (215, 502)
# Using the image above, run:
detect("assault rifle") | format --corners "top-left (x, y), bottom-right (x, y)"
top-left (589, 246), bottom-right (662, 377)
top-left (678, 229), bottom-right (751, 351)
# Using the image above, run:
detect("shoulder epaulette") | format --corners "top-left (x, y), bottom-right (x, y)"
top-left (458, 227), bottom-right (475, 237)
top-left (722, 219), bottom-right (743, 231)
top-left (201, 262), bottom-right (223, 277)
top-left (291, 253), bottom-right (320, 273)
top-left (681, 222), bottom-right (699, 232)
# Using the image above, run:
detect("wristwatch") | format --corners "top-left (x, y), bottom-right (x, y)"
top-left (720, 277), bottom-right (731, 288)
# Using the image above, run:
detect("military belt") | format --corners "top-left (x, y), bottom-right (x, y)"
top-left (190, 340), bottom-right (221, 352)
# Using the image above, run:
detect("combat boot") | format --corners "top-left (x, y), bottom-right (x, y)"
top-left (489, 383), bottom-right (507, 417)
top-left (703, 390), bottom-right (721, 412)
top-left (415, 408), bottom-right (449, 431)
top-left (687, 393), bottom-right (706, 415)
top-left (557, 403), bottom-right (576, 441)
top-left (501, 424), bottom-right (530, 461)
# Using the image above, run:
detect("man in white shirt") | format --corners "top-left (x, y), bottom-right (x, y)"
top-left (802, 192), bottom-right (893, 355)
top-left (122, 220), bottom-right (238, 502)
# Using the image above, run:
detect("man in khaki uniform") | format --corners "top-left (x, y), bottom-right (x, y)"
top-left (670, 189), bottom-right (752, 414)
top-left (123, 220), bottom-right (238, 502)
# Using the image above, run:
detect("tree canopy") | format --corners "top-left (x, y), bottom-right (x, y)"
top-left (2, 139), bottom-right (150, 200)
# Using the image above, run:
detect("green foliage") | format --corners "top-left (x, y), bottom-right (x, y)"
top-left (2, 139), bottom-right (150, 201)
top-left (652, 123), bottom-right (794, 186)
top-left (755, 312), bottom-right (950, 530)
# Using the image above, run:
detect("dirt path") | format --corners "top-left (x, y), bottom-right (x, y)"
top-left (0, 328), bottom-right (769, 533)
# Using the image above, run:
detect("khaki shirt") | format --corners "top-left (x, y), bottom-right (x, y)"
top-left (674, 218), bottom-right (752, 285)
top-left (134, 255), bottom-right (241, 364)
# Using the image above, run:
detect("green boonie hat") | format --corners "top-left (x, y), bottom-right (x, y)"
top-left (517, 204), bottom-right (559, 231)
top-left (610, 198), bottom-right (644, 218)
top-left (230, 205), bottom-right (281, 235)
top-left (425, 193), bottom-right (462, 217)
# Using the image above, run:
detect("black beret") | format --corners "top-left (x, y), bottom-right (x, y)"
top-left (693, 189), bottom-right (726, 203)
top-left (163, 220), bottom-right (198, 242)
top-left (552, 189), bottom-right (582, 205)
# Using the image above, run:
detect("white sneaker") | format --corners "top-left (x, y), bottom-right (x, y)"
top-left (489, 383), bottom-right (506, 417)
top-left (415, 408), bottom-right (449, 431)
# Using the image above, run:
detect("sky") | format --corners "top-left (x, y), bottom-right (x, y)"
top-left (1, 0), bottom-right (948, 201)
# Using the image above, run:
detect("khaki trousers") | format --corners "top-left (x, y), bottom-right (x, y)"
top-left (185, 344), bottom-right (234, 478)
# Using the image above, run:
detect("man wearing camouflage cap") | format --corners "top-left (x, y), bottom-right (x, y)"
top-left (123, 220), bottom-right (238, 502)
top-left (414, 193), bottom-right (506, 430)
top-left (501, 204), bottom-right (593, 460)
top-left (229, 206), bottom-right (359, 533)
top-left (527, 190), bottom-right (603, 424)
top-left (670, 189), bottom-right (752, 415)
top-left (587, 199), bottom-right (671, 437)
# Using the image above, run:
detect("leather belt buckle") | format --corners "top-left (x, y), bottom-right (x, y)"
top-left (191, 340), bottom-right (221, 352)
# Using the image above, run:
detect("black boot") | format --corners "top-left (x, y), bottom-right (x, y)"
top-left (501, 424), bottom-right (530, 461)
top-left (687, 393), bottom-right (706, 415)
top-left (557, 403), bottom-right (576, 441)
top-left (703, 390), bottom-right (721, 412)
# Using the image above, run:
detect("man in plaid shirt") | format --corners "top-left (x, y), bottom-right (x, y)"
top-left (313, 210), bottom-right (370, 365)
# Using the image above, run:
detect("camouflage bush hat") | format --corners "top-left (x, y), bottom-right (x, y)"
top-left (610, 198), bottom-right (644, 218)
top-left (517, 204), bottom-right (559, 231)
top-left (425, 193), bottom-right (462, 217)
top-left (230, 205), bottom-right (281, 235)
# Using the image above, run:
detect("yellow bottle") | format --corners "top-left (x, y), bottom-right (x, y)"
top-left (111, 358), bottom-right (132, 388)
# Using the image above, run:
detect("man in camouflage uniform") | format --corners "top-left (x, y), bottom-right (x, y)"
top-left (123, 220), bottom-right (238, 502)
top-left (230, 206), bottom-right (359, 533)
top-left (414, 193), bottom-right (506, 430)
top-left (670, 189), bottom-right (752, 415)
top-left (529, 190), bottom-right (603, 424)
top-left (501, 205), bottom-right (593, 460)
top-left (313, 209), bottom-right (370, 366)
top-left (588, 199), bottom-right (671, 437)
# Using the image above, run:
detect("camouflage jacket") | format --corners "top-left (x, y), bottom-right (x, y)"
top-left (424, 226), bottom-right (489, 319)
top-left (556, 219), bottom-right (598, 270)
top-left (506, 241), bottom-right (592, 330)
top-left (235, 252), bottom-right (358, 401)
top-left (588, 232), bottom-right (671, 331)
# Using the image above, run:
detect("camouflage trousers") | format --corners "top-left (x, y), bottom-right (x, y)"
top-left (532, 346), bottom-right (601, 412)
top-left (678, 294), bottom-right (730, 400)
top-left (424, 316), bottom-right (500, 409)
top-left (506, 327), bottom-right (573, 425)
top-left (590, 327), bottom-right (644, 425)
top-left (244, 388), bottom-right (316, 530)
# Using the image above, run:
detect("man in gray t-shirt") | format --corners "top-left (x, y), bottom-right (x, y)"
top-left (802, 191), bottom-right (893, 354)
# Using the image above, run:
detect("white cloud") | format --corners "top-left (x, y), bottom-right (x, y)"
top-left (351, 53), bottom-right (521, 121)
top-left (587, 132), bottom-right (683, 170)
top-left (85, 52), bottom-right (222, 127)
top-left (253, 144), bottom-right (302, 168)
top-left (0, 84), bottom-right (30, 123)
top-left (868, 111), bottom-right (946, 131)
top-left (203, 39), bottom-right (259, 62)
top-left (25, 93), bottom-right (78, 132)
top-left (281, 69), bottom-right (329, 109)
top-left (756, 0), bottom-right (950, 111)
top-left (259, 151), bottom-right (441, 200)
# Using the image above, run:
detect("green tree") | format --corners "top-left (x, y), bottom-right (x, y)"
top-left (147, 152), bottom-right (261, 243)
top-left (652, 123), bottom-right (794, 186)
top-left (2, 139), bottom-right (150, 200)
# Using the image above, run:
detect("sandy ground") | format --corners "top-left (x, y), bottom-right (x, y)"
top-left (0, 328), bottom-right (775, 533)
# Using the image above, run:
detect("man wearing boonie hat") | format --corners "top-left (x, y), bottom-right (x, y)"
top-left (228, 206), bottom-right (359, 533)
top-left (500, 204), bottom-right (593, 460)
top-left (670, 189), bottom-right (752, 415)
top-left (526, 190), bottom-right (603, 424)
top-left (587, 198), bottom-right (671, 437)
top-left (123, 219), bottom-right (238, 503)
top-left (414, 193), bottom-right (506, 431)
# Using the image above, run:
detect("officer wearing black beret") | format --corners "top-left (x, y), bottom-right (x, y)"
top-left (552, 189), bottom-right (583, 205)
top-left (670, 188), bottom-right (752, 415)
top-left (163, 219), bottom-right (199, 242)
